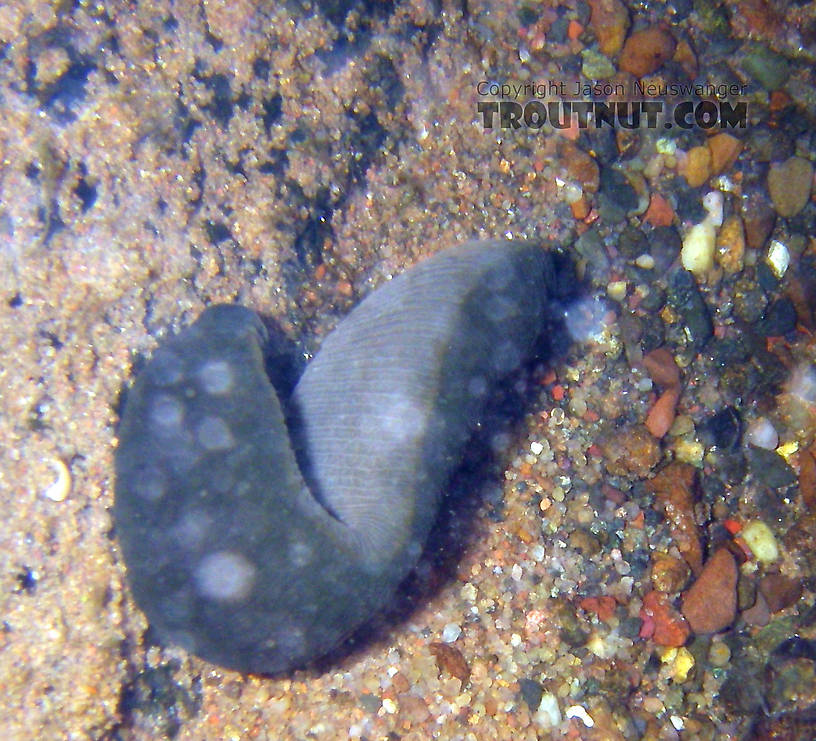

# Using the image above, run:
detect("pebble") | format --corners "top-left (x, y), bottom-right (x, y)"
top-left (742, 591), bottom-right (771, 627)
top-left (648, 226), bottom-right (682, 273)
top-left (664, 646), bottom-right (695, 682)
top-left (765, 240), bottom-right (790, 279)
top-left (681, 221), bottom-right (716, 277)
top-left (758, 574), bottom-right (802, 612)
top-left (741, 185), bottom-right (778, 249)
top-left (428, 643), bottom-right (470, 684)
top-left (639, 590), bottom-right (690, 647)
top-left (651, 553), bottom-right (691, 593)
top-left (649, 463), bottom-right (703, 574)
top-left (580, 48), bottom-right (616, 79)
top-left (441, 623), bottom-right (462, 643)
top-left (741, 43), bottom-right (790, 90)
top-left (681, 146), bottom-right (712, 188)
top-left (600, 166), bottom-right (639, 212)
top-left (708, 640), bottom-right (731, 667)
top-left (707, 133), bottom-right (743, 175)
top-left (715, 215), bottom-right (745, 274)
top-left (745, 417), bottom-right (778, 449)
top-left (533, 692), bottom-right (561, 729)
top-left (645, 387), bottom-right (680, 439)
top-left (746, 446), bottom-right (796, 489)
top-left (681, 548), bottom-right (738, 634)
top-left (598, 424), bottom-right (661, 477)
top-left (607, 280), bottom-right (628, 302)
top-left (643, 192), bottom-right (675, 227)
top-left (758, 298), bottom-right (797, 337)
top-left (667, 269), bottom-right (713, 350)
top-left (619, 27), bottom-right (676, 77)
top-left (702, 190), bottom-right (723, 227)
top-left (741, 520), bottom-right (780, 563)
top-left (519, 677), bottom-right (543, 711)
top-left (587, 0), bottom-right (629, 56)
top-left (767, 156), bottom-right (813, 218)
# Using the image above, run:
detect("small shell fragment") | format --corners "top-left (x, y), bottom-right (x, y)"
top-left (43, 458), bottom-right (71, 502)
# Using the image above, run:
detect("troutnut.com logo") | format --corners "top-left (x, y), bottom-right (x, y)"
top-left (476, 80), bottom-right (749, 130)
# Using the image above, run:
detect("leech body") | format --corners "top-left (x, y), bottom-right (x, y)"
top-left (115, 240), bottom-right (557, 673)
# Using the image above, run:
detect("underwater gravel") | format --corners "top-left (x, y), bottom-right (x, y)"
top-left (1, 0), bottom-right (816, 739)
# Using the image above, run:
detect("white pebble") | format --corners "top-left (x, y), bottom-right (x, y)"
top-left (702, 190), bottom-right (724, 227)
top-left (606, 280), bottom-right (628, 302)
top-left (744, 418), bottom-right (778, 450)
top-left (766, 240), bottom-right (790, 279)
top-left (530, 441), bottom-right (544, 456)
top-left (741, 520), bottom-right (780, 564)
top-left (656, 138), bottom-right (677, 155)
top-left (635, 254), bottom-right (655, 269)
top-left (565, 704), bottom-right (595, 727)
top-left (534, 693), bottom-right (561, 729)
top-left (441, 623), bottom-right (462, 643)
top-left (681, 221), bottom-right (716, 277)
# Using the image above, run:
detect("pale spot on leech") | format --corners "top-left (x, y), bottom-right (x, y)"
top-left (197, 415), bottom-right (235, 451)
top-left (151, 395), bottom-right (184, 431)
top-left (195, 551), bottom-right (256, 602)
top-left (198, 359), bottom-right (234, 395)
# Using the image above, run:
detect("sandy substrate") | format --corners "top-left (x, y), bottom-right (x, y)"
top-left (1, 1), bottom-right (815, 739)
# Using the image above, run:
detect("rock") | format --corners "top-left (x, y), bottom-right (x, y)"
top-left (744, 418), bottom-right (778, 450)
top-left (643, 192), bottom-right (674, 227)
top-left (651, 553), bottom-right (690, 593)
top-left (581, 48), bottom-right (616, 79)
top-left (619, 27), bottom-right (676, 77)
top-left (767, 156), bottom-right (813, 218)
top-left (681, 145), bottom-right (712, 188)
top-left (708, 133), bottom-right (743, 175)
top-left (579, 595), bottom-right (617, 621)
top-left (643, 347), bottom-right (680, 388)
top-left (757, 298), bottom-right (797, 337)
top-left (647, 225), bottom-right (681, 273)
top-left (765, 240), bottom-right (789, 280)
top-left (600, 166), bottom-right (638, 211)
top-left (667, 268), bottom-right (713, 350)
top-left (799, 445), bottom-right (816, 511)
top-left (741, 520), bottom-right (780, 563)
top-left (639, 591), bottom-right (690, 647)
top-left (745, 447), bottom-right (797, 490)
top-left (741, 185), bottom-right (776, 249)
top-left (429, 642), bottom-right (470, 684)
top-left (681, 221), bottom-right (716, 277)
top-left (599, 424), bottom-right (661, 477)
top-left (560, 140), bottom-right (600, 193)
top-left (681, 548), bottom-right (738, 634)
top-left (759, 574), bottom-right (802, 613)
top-left (742, 590), bottom-right (771, 627)
top-left (645, 386), bottom-right (680, 438)
top-left (715, 215), bottom-right (745, 274)
top-left (741, 43), bottom-right (790, 91)
top-left (648, 463), bottom-right (703, 575)
top-left (587, 0), bottom-right (630, 56)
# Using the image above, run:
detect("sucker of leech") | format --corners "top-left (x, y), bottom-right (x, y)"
top-left (114, 239), bottom-right (567, 674)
